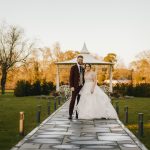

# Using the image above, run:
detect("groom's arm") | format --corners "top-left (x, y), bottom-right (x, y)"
top-left (69, 66), bottom-right (74, 88)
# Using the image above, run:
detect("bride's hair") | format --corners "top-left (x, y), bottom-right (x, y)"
top-left (77, 55), bottom-right (83, 59)
top-left (85, 63), bottom-right (91, 68)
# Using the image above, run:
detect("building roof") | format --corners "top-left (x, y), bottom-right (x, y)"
top-left (56, 43), bottom-right (114, 65)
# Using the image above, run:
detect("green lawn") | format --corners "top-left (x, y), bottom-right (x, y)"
top-left (0, 94), bottom-right (149, 150)
top-left (113, 97), bottom-right (150, 150)
top-left (0, 93), bottom-right (64, 150)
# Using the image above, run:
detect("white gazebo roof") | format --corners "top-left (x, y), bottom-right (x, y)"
top-left (56, 43), bottom-right (113, 65)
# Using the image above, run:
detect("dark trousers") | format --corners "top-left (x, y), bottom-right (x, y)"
top-left (69, 86), bottom-right (82, 117)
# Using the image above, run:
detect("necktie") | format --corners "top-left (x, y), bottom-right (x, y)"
top-left (79, 66), bottom-right (83, 86)
top-left (79, 66), bottom-right (82, 73)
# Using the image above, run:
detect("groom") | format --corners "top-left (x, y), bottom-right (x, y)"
top-left (68, 55), bottom-right (84, 120)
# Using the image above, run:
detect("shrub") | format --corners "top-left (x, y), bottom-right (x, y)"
top-left (47, 81), bottom-right (55, 92)
top-left (41, 80), bottom-right (50, 95)
top-left (133, 83), bottom-right (150, 97)
top-left (31, 80), bottom-right (41, 96)
top-left (14, 80), bottom-right (56, 97)
top-left (14, 80), bottom-right (32, 97)
top-left (113, 83), bottom-right (150, 97)
top-left (25, 81), bottom-right (32, 96)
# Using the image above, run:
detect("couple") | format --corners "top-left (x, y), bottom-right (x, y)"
top-left (68, 55), bottom-right (118, 120)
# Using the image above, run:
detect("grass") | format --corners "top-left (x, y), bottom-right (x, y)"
top-left (113, 97), bottom-right (150, 150)
top-left (0, 89), bottom-right (14, 94)
top-left (0, 93), bottom-right (64, 150)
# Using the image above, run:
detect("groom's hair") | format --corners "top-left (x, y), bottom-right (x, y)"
top-left (77, 55), bottom-right (83, 59)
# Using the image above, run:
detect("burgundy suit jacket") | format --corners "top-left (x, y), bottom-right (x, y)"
top-left (69, 64), bottom-right (84, 89)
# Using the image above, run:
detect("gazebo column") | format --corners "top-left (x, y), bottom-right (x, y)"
top-left (95, 65), bottom-right (98, 80)
top-left (109, 65), bottom-right (113, 93)
top-left (56, 65), bottom-right (60, 91)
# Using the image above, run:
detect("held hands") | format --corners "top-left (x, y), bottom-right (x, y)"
top-left (71, 87), bottom-right (75, 91)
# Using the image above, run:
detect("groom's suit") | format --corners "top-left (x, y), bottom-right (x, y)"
top-left (69, 64), bottom-right (85, 117)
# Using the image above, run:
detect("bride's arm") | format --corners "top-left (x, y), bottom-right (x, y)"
top-left (91, 72), bottom-right (97, 94)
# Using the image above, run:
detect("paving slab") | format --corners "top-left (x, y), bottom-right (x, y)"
top-left (11, 101), bottom-right (148, 150)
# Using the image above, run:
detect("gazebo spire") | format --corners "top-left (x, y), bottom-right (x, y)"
top-left (80, 42), bottom-right (90, 54)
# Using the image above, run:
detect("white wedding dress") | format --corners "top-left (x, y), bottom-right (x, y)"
top-left (77, 71), bottom-right (118, 120)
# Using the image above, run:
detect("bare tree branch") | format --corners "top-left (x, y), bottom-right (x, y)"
top-left (0, 23), bottom-right (35, 94)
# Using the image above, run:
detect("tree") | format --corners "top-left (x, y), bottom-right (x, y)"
top-left (104, 53), bottom-right (117, 63)
top-left (0, 24), bottom-right (34, 94)
top-left (130, 59), bottom-right (150, 84)
top-left (113, 68), bottom-right (132, 80)
top-left (53, 42), bottom-right (62, 61)
top-left (136, 50), bottom-right (150, 63)
top-left (102, 53), bottom-right (117, 81)
top-left (129, 50), bottom-right (150, 84)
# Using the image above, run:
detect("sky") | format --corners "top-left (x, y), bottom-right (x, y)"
top-left (0, 0), bottom-right (150, 67)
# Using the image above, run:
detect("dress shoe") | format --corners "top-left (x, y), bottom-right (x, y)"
top-left (76, 114), bottom-right (78, 119)
top-left (76, 111), bottom-right (78, 119)
top-left (101, 117), bottom-right (106, 120)
top-left (68, 116), bottom-right (72, 120)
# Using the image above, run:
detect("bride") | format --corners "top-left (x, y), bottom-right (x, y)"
top-left (77, 63), bottom-right (118, 120)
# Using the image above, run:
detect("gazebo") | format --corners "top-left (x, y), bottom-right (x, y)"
top-left (55, 43), bottom-right (114, 92)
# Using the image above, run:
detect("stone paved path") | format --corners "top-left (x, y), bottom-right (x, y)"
top-left (11, 101), bottom-right (148, 150)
